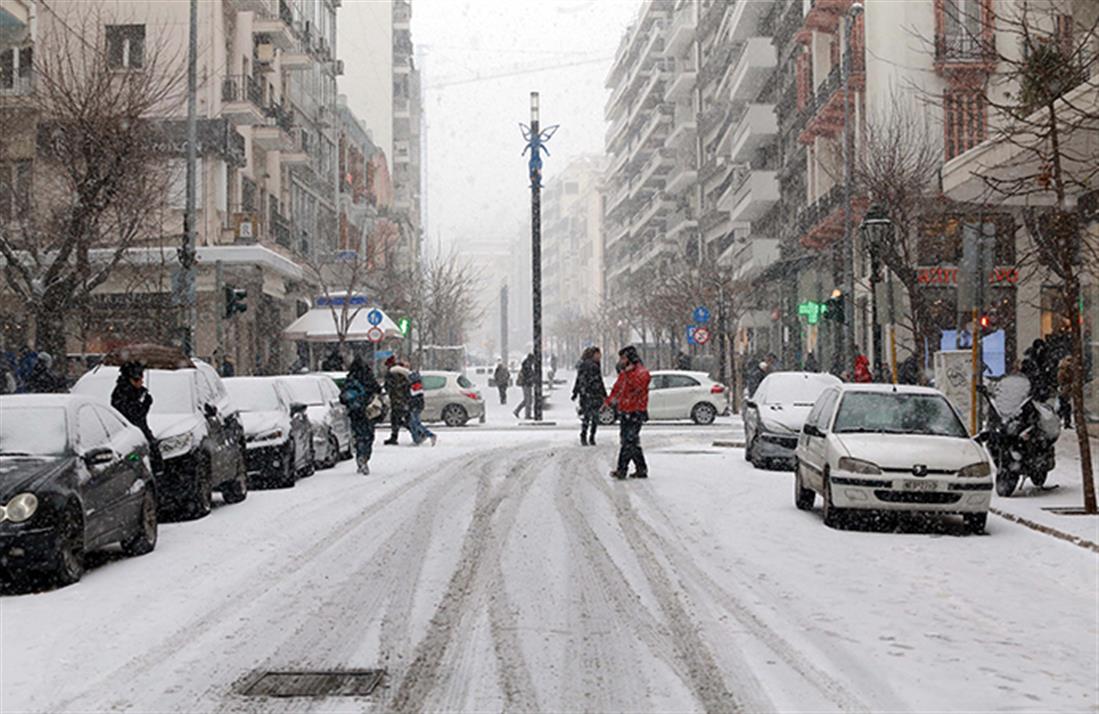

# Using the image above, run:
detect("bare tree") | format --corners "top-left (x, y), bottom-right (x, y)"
top-left (413, 248), bottom-right (484, 362)
top-left (0, 12), bottom-right (184, 356)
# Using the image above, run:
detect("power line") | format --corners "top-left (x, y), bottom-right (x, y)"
top-left (424, 56), bottom-right (612, 91)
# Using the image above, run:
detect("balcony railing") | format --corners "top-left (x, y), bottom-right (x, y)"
top-left (265, 100), bottom-right (293, 132)
top-left (271, 209), bottom-right (292, 248)
top-left (935, 32), bottom-right (995, 64)
top-left (222, 74), bottom-right (264, 107)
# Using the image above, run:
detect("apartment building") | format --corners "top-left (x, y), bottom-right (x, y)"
top-left (390, 0), bottom-right (422, 272)
top-left (336, 97), bottom-right (396, 262)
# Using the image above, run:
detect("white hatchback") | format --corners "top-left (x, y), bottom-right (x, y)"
top-left (601, 370), bottom-right (728, 425)
top-left (793, 384), bottom-right (993, 533)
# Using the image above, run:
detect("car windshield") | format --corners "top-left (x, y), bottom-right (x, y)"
top-left (832, 392), bottom-right (968, 437)
top-left (762, 375), bottom-right (836, 405)
top-left (225, 380), bottom-right (283, 412)
top-left (147, 372), bottom-right (197, 415)
top-left (282, 379), bottom-right (325, 405)
top-left (0, 406), bottom-right (69, 457)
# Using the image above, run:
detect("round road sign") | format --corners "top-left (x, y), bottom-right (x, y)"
top-left (367, 326), bottom-right (385, 343)
top-left (693, 326), bottom-right (711, 345)
top-left (367, 309), bottom-right (383, 326)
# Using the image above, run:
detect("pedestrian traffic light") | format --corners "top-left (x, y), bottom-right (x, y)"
top-left (397, 317), bottom-right (411, 336)
top-left (225, 286), bottom-right (247, 318)
top-left (823, 292), bottom-right (846, 323)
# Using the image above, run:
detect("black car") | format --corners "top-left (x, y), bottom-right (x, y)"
top-left (0, 394), bottom-right (158, 587)
top-left (73, 365), bottom-right (248, 519)
top-left (223, 377), bottom-right (314, 488)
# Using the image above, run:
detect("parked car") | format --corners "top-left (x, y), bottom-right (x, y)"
top-left (278, 374), bottom-right (351, 468)
top-left (72, 365), bottom-right (248, 518)
top-left (0, 394), bottom-right (158, 586)
top-left (223, 377), bottom-right (313, 487)
top-left (599, 370), bottom-right (728, 425)
top-left (421, 371), bottom-right (485, 426)
top-left (744, 371), bottom-right (842, 467)
top-left (793, 384), bottom-right (993, 533)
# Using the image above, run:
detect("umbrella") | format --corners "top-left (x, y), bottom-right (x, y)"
top-left (283, 305), bottom-right (403, 343)
top-left (102, 343), bottom-right (196, 370)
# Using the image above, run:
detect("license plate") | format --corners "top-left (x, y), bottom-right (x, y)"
top-left (900, 480), bottom-right (940, 492)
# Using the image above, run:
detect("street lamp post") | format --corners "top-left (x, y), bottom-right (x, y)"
top-left (840, 1), bottom-right (863, 374)
top-left (860, 204), bottom-right (892, 382)
top-left (521, 92), bottom-right (558, 421)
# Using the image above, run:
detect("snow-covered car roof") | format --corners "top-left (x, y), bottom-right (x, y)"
top-left (834, 383), bottom-right (945, 396)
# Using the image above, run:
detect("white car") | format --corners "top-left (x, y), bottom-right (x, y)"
top-left (744, 371), bottom-right (842, 466)
top-left (278, 374), bottom-right (352, 468)
top-left (793, 384), bottom-right (993, 533)
top-left (223, 377), bottom-right (314, 488)
top-left (420, 371), bottom-right (485, 426)
top-left (600, 370), bottom-right (728, 425)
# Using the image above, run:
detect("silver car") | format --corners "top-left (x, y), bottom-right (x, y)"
top-left (420, 371), bottom-right (485, 426)
top-left (278, 374), bottom-right (352, 468)
top-left (744, 371), bottom-right (842, 467)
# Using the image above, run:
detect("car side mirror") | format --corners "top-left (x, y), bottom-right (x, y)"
top-left (204, 403), bottom-right (218, 419)
top-left (290, 402), bottom-right (307, 416)
top-left (745, 399), bottom-right (757, 410)
top-left (803, 424), bottom-right (824, 438)
top-left (83, 447), bottom-right (115, 468)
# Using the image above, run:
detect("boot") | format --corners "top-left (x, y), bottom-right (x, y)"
top-left (632, 470), bottom-right (648, 479)
top-left (580, 434), bottom-right (588, 446)
top-left (357, 456), bottom-right (370, 475)
top-left (609, 470), bottom-right (627, 480)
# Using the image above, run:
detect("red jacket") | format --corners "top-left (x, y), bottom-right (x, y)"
top-left (606, 364), bottom-right (651, 413)
top-left (853, 354), bottom-right (872, 383)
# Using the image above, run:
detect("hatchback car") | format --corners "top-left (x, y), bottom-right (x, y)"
top-left (744, 371), bottom-right (842, 466)
top-left (0, 394), bottom-right (158, 586)
top-left (420, 371), bottom-right (485, 426)
top-left (600, 370), bottom-right (727, 425)
top-left (793, 384), bottom-right (993, 532)
top-left (278, 374), bottom-right (352, 468)
top-left (72, 365), bottom-right (248, 518)
top-left (223, 377), bottom-right (313, 487)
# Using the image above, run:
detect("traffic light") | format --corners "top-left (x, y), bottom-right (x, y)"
top-left (797, 300), bottom-right (825, 325)
top-left (397, 317), bottom-right (411, 336)
top-left (225, 286), bottom-right (247, 318)
top-left (823, 292), bottom-right (846, 323)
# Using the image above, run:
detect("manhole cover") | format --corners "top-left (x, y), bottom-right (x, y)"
top-left (241, 669), bottom-right (384, 698)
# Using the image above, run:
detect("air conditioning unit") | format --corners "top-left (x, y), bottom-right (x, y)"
top-left (334, 59), bottom-right (344, 76)
top-left (255, 43), bottom-right (275, 64)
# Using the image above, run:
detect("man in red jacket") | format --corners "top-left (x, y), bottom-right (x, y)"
top-left (605, 345), bottom-right (651, 479)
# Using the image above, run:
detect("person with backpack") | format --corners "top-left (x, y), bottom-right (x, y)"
top-left (339, 356), bottom-right (383, 474)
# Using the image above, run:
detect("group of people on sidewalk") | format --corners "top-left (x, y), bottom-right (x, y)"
top-left (338, 354), bottom-right (437, 475)
top-left (571, 345), bottom-right (652, 480)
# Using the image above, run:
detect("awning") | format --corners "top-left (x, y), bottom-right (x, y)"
top-left (283, 305), bottom-right (402, 342)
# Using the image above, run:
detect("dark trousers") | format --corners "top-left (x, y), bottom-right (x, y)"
top-left (616, 412), bottom-right (647, 475)
top-left (352, 419), bottom-right (375, 461)
top-left (389, 408), bottom-right (407, 442)
top-left (580, 405), bottom-right (600, 442)
top-left (513, 384), bottom-right (533, 418)
top-left (1059, 393), bottom-right (1073, 428)
top-left (498, 386), bottom-right (507, 405)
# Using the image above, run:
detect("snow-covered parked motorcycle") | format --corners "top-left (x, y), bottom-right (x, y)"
top-left (976, 374), bottom-right (1061, 496)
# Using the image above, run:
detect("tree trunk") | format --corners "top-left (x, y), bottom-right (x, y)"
top-left (33, 299), bottom-right (68, 358)
top-left (1065, 277), bottom-right (1096, 513)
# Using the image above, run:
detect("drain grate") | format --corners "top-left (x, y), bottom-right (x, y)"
top-left (241, 669), bottom-right (384, 698)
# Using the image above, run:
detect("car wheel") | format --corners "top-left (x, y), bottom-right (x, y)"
top-left (52, 503), bottom-right (86, 586)
top-left (598, 406), bottom-right (616, 426)
top-left (274, 443), bottom-right (297, 488)
top-left (746, 435), bottom-right (758, 466)
top-left (794, 461), bottom-right (815, 511)
top-left (691, 403), bottom-right (717, 425)
top-left (221, 452), bottom-right (248, 505)
top-left (821, 470), bottom-right (846, 529)
top-left (995, 470), bottom-right (1019, 497)
top-left (442, 404), bottom-right (469, 427)
top-left (963, 512), bottom-right (988, 534)
top-left (182, 453), bottom-right (213, 520)
top-left (121, 487), bottom-right (158, 556)
top-left (324, 433), bottom-right (339, 469)
top-left (301, 442), bottom-right (316, 477)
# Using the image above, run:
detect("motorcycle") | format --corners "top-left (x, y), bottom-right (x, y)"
top-left (976, 374), bottom-right (1061, 496)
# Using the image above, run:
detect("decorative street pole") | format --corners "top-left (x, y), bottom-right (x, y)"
top-left (177, 0), bottom-right (199, 356)
top-left (840, 1), bottom-right (863, 373)
top-left (521, 92), bottom-right (558, 421)
top-left (861, 204), bottom-right (891, 381)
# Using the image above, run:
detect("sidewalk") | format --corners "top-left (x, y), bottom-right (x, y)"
top-left (988, 430), bottom-right (1099, 549)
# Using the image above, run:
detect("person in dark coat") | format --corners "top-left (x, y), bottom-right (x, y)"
top-left (383, 355), bottom-right (409, 444)
top-left (111, 361), bottom-right (162, 473)
top-left (493, 360), bottom-right (510, 405)
top-left (513, 353), bottom-right (536, 420)
top-left (605, 345), bottom-right (651, 479)
top-left (898, 353), bottom-right (921, 385)
top-left (572, 347), bottom-right (607, 446)
top-left (321, 350), bottom-right (344, 371)
top-left (25, 352), bottom-right (63, 393)
top-left (340, 357), bottom-right (382, 474)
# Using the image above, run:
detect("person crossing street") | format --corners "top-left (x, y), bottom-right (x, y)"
top-left (339, 357), bottom-right (383, 474)
top-left (605, 345), bottom-right (650, 479)
top-left (571, 347), bottom-right (606, 446)
top-left (384, 355), bottom-right (409, 445)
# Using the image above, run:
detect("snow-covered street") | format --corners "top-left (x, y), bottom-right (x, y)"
top-left (3, 413), bottom-right (1097, 713)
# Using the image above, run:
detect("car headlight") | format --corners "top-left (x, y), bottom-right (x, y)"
top-left (2, 493), bottom-right (38, 523)
top-left (158, 432), bottom-right (194, 458)
top-left (760, 419), bottom-right (792, 435)
top-left (957, 462), bottom-right (992, 478)
top-left (836, 457), bottom-right (883, 475)
top-left (248, 429), bottom-right (284, 443)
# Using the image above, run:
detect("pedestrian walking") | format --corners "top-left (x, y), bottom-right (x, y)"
top-left (321, 349), bottom-right (344, 371)
top-left (605, 345), bottom-right (651, 479)
top-left (1057, 354), bottom-right (1076, 428)
top-left (111, 361), bottom-right (162, 474)
top-left (339, 357), bottom-right (383, 474)
top-left (572, 347), bottom-right (607, 446)
top-left (513, 353), bottom-right (536, 419)
top-left (405, 367), bottom-right (437, 446)
top-left (493, 360), bottom-right (510, 405)
top-left (853, 353), bottom-right (873, 383)
top-left (384, 355), bottom-right (409, 444)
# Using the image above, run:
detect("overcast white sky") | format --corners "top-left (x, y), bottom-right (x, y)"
top-left (411, 0), bottom-right (639, 254)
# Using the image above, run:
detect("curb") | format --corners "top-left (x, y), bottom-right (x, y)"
top-left (989, 507), bottom-right (1099, 553)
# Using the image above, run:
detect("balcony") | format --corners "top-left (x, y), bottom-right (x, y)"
top-left (606, 218), bottom-right (630, 249)
top-left (636, 239), bottom-right (675, 271)
top-left (665, 205), bottom-right (697, 238)
top-left (665, 5), bottom-right (696, 56)
top-left (798, 62), bottom-right (862, 144)
top-left (666, 103), bottom-right (697, 148)
top-left (279, 40), bottom-right (310, 70)
top-left (664, 57), bottom-right (697, 102)
top-left (665, 149), bottom-right (698, 194)
top-left (635, 103), bottom-right (673, 153)
top-left (721, 237), bottom-right (780, 283)
top-left (631, 193), bottom-right (674, 234)
top-left (934, 32), bottom-right (997, 76)
top-left (221, 75), bottom-right (266, 125)
top-left (718, 169), bottom-right (779, 223)
top-left (637, 147), bottom-right (675, 189)
top-left (278, 127), bottom-right (310, 165)
top-left (802, 0), bottom-right (851, 34)
top-left (227, 0), bottom-right (269, 12)
top-left (253, 101), bottom-right (294, 150)
top-left (794, 184), bottom-right (868, 249)
top-left (728, 104), bottom-right (777, 162)
top-left (728, 37), bottom-right (777, 102)
top-left (720, 0), bottom-right (772, 43)
top-left (253, 0), bottom-right (295, 50)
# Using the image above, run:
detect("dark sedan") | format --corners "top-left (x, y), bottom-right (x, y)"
top-left (0, 394), bottom-right (158, 587)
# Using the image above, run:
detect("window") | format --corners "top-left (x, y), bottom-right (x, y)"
top-left (648, 375), bottom-right (667, 390)
top-left (94, 406), bottom-right (130, 438)
top-left (457, 375), bottom-right (474, 389)
top-left (77, 406), bottom-right (110, 450)
top-left (106, 24), bottom-right (145, 70)
top-left (665, 375), bottom-right (700, 388)
top-left (0, 46), bottom-right (32, 92)
top-left (0, 161), bottom-right (32, 222)
top-left (941, 0), bottom-right (985, 58)
top-left (944, 88), bottom-right (986, 159)
top-left (813, 389), bottom-right (839, 430)
top-left (422, 375), bottom-right (447, 390)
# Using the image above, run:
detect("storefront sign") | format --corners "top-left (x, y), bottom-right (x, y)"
top-left (917, 267), bottom-right (1019, 286)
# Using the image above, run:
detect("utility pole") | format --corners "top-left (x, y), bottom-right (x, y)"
top-left (500, 283), bottom-right (509, 362)
top-left (177, 0), bottom-right (199, 356)
top-left (840, 2), bottom-right (863, 373)
top-left (521, 91), bottom-right (557, 421)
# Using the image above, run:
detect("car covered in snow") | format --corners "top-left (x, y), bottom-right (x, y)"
top-left (72, 365), bottom-right (248, 518)
top-left (744, 371), bottom-right (842, 466)
top-left (421, 371), bottom-right (485, 426)
top-left (793, 384), bottom-right (993, 532)
top-left (600, 370), bottom-right (728, 425)
top-left (277, 374), bottom-right (351, 468)
top-left (223, 377), bottom-right (314, 488)
top-left (0, 394), bottom-right (158, 587)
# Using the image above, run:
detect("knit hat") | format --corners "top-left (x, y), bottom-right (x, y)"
top-left (618, 345), bottom-right (641, 365)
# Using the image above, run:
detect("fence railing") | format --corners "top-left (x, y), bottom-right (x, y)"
top-left (222, 74), bottom-right (263, 107)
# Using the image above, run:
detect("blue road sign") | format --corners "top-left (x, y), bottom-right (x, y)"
top-left (367, 309), bottom-right (383, 326)
top-left (693, 306), bottom-right (711, 324)
top-left (687, 325), bottom-right (699, 346)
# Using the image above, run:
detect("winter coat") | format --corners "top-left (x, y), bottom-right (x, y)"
top-left (516, 357), bottom-right (535, 388)
top-left (407, 370), bottom-right (426, 412)
top-left (385, 368), bottom-right (410, 410)
top-left (1058, 356), bottom-right (1076, 395)
top-left (111, 378), bottom-right (155, 443)
top-left (853, 355), bottom-right (872, 383)
top-left (340, 371), bottom-right (382, 430)
top-left (572, 360), bottom-right (606, 410)
top-left (606, 363), bottom-right (651, 414)
top-left (26, 361), bottom-right (63, 393)
top-left (493, 364), bottom-right (510, 388)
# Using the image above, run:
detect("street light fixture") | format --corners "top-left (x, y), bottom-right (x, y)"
top-left (860, 203), bottom-right (892, 381)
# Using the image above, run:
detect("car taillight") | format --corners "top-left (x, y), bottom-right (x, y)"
top-left (463, 391), bottom-right (479, 400)
top-left (710, 385), bottom-right (725, 394)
